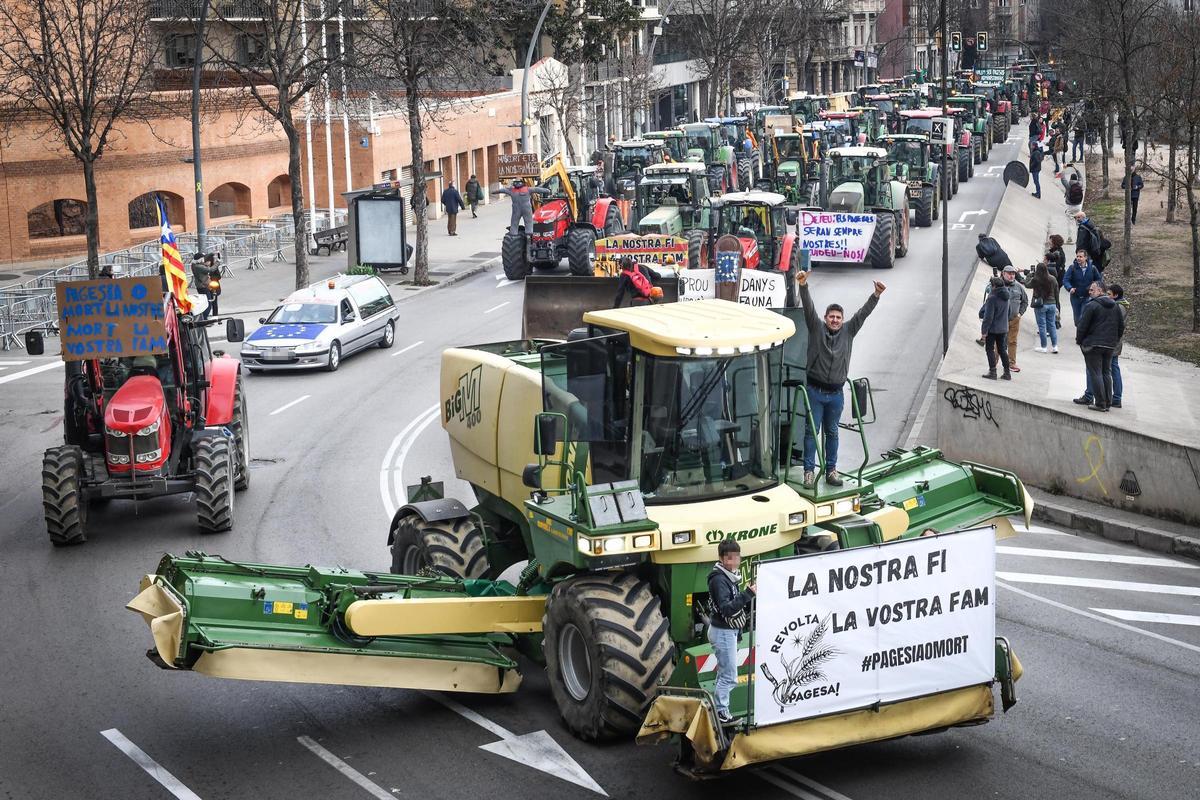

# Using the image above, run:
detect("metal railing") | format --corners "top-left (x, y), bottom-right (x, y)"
top-left (0, 211), bottom-right (343, 350)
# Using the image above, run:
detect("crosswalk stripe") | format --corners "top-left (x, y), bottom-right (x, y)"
top-left (997, 546), bottom-right (1197, 569)
top-left (996, 572), bottom-right (1200, 597)
top-left (0, 359), bottom-right (31, 366)
top-left (0, 360), bottom-right (62, 385)
top-left (1091, 609), bottom-right (1200, 627)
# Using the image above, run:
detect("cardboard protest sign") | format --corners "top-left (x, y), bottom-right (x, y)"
top-left (799, 211), bottom-right (877, 262)
top-left (55, 277), bottom-right (168, 362)
top-left (497, 153), bottom-right (541, 179)
top-left (595, 234), bottom-right (689, 273)
top-left (753, 527), bottom-right (996, 727)
top-left (678, 269), bottom-right (788, 307)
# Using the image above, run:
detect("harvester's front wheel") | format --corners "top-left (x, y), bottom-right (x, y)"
top-left (195, 436), bottom-right (234, 534)
top-left (232, 375), bottom-right (250, 491)
top-left (914, 187), bottom-right (934, 227)
top-left (544, 573), bottom-right (673, 741)
top-left (501, 232), bottom-right (528, 281)
top-left (566, 228), bottom-right (596, 277)
top-left (42, 445), bottom-right (87, 546)
top-left (389, 514), bottom-right (488, 579)
top-left (868, 213), bottom-right (896, 270)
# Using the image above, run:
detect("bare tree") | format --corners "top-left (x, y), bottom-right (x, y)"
top-left (0, 0), bottom-right (159, 277)
top-left (206, 0), bottom-right (343, 289)
top-left (777, 0), bottom-right (849, 94)
top-left (532, 61), bottom-right (589, 163)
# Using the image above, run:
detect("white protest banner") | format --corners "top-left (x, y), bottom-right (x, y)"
top-left (799, 211), bottom-right (877, 262)
top-left (678, 269), bottom-right (787, 307)
top-left (753, 527), bottom-right (996, 727)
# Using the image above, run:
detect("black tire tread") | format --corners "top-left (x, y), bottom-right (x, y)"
top-left (195, 436), bottom-right (234, 533)
top-left (566, 228), bottom-right (595, 277)
top-left (914, 187), bottom-right (934, 227)
top-left (502, 232), bottom-right (528, 281)
top-left (42, 445), bottom-right (87, 546)
top-left (390, 515), bottom-right (489, 579)
top-left (868, 213), bottom-right (896, 270)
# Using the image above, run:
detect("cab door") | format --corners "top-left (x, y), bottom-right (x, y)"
top-left (338, 296), bottom-right (370, 354)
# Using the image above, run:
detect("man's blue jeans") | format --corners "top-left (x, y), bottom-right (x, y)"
top-left (707, 625), bottom-right (739, 715)
top-left (803, 384), bottom-right (844, 473)
top-left (1031, 170), bottom-right (1042, 196)
top-left (1072, 139), bottom-right (1084, 161)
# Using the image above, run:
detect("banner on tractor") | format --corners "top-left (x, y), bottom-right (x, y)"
top-left (752, 527), bottom-right (996, 727)
top-left (799, 212), bottom-right (877, 262)
top-left (497, 153), bottom-right (541, 179)
top-left (678, 269), bottom-right (787, 308)
top-left (54, 277), bottom-right (168, 361)
top-left (595, 234), bottom-right (689, 274)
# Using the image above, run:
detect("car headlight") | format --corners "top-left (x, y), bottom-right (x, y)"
top-left (106, 427), bottom-right (128, 438)
top-left (240, 346), bottom-right (260, 355)
top-left (136, 420), bottom-right (160, 436)
top-left (294, 341), bottom-right (324, 353)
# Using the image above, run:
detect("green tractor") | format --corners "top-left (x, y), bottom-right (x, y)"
top-left (679, 121), bottom-right (739, 193)
top-left (606, 139), bottom-right (668, 196)
top-left (643, 129), bottom-right (688, 164)
top-left (787, 93), bottom-right (829, 123)
top-left (749, 104), bottom-right (787, 141)
top-left (879, 133), bottom-right (942, 227)
top-left (899, 108), bottom-right (967, 192)
top-left (631, 161), bottom-right (712, 264)
top-left (706, 115), bottom-right (762, 188)
top-left (946, 95), bottom-right (993, 163)
top-left (822, 146), bottom-right (911, 269)
top-left (759, 130), bottom-right (820, 205)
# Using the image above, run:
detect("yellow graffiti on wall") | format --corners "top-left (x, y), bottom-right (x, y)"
top-left (1075, 435), bottom-right (1108, 497)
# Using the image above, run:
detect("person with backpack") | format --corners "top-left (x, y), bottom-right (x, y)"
top-left (1030, 262), bottom-right (1060, 353)
top-left (1072, 281), bottom-right (1125, 412)
top-left (1063, 248), bottom-right (1102, 324)
top-left (980, 276), bottom-right (1012, 380)
top-left (1029, 143), bottom-right (1045, 199)
top-left (1121, 170), bottom-right (1145, 224)
top-left (464, 174), bottom-right (483, 218)
top-left (1074, 210), bottom-right (1109, 273)
top-left (612, 256), bottom-right (662, 307)
top-left (1065, 174), bottom-right (1084, 215)
top-left (707, 539), bottom-right (756, 724)
top-left (976, 234), bottom-right (1013, 275)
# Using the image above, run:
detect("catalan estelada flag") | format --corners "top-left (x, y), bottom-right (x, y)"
top-left (156, 195), bottom-right (191, 313)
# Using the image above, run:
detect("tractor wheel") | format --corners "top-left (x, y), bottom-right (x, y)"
top-left (543, 573), bottom-right (673, 741)
top-left (604, 205), bottom-right (624, 237)
top-left (195, 436), bottom-right (234, 534)
top-left (389, 514), bottom-right (488, 579)
top-left (737, 157), bottom-right (751, 191)
top-left (969, 155), bottom-right (975, 178)
top-left (325, 341), bottom-right (341, 372)
top-left (932, 181), bottom-right (941, 220)
top-left (687, 229), bottom-right (706, 270)
top-left (232, 375), bottom-right (250, 491)
top-left (378, 319), bottom-right (395, 349)
top-left (914, 187), bottom-right (934, 227)
top-left (501, 232), bottom-right (529, 281)
top-left (895, 205), bottom-right (910, 258)
top-left (566, 227), bottom-right (596, 277)
top-left (42, 445), bottom-right (87, 546)
top-left (951, 162), bottom-right (960, 195)
top-left (958, 149), bottom-right (971, 183)
top-left (973, 139), bottom-right (982, 164)
top-left (868, 213), bottom-right (896, 270)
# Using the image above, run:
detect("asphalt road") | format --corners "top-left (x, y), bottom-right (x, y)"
top-left (4, 129), bottom-right (1198, 800)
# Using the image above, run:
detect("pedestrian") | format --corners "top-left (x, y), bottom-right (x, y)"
top-left (464, 174), bottom-right (483, 218)
top-left (1029, 143), bottom-right (1044, 199)
top-left (1072, 121), bottom-right (1086, 162)
top-left (1073, 281), bottom-right (1125, 412)
top-left (441, 180), bottom-right (465, 236)
top-left (1047, 126), bottom-right (1063, 176)
top-left (1045, 233), bottom-right (1067, 327)
top-left (497, 178), bottom-right (550, 235)
top-left (1030, 262), bottom-right (1060, 354)
top-left (612, 256), bottom-right (662, 307)
top-left (1063, 248), bottom-right (1102, 325)
top-left (706, 539), bottom-right (756, 725)
top-left (1121, 169), bottom-right (1145, 224)
top-left (1107, 283), bottom-right (1129, 407)
top-left (1028, 113), bottom-right (1043, 151)
top-left (1074, 210), bottom-right (1109, 273)
top-left (999, 265), bottom-right (1029, 372)
top-left (795, 270), bottom-right (884, 488)
top-left (980, 276), bottom-right (1012, 380)
top-left (1065, 173), bottom-right (1084, 215)
top-left (976, 233), bottom-right (1013, 275)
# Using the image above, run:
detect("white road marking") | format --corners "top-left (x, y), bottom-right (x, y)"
top-left (0, 360), bottom-right (62, 385)
top-left (378, 404), bottom-right (440, 518)
top-left (770, 765), bottom-right (855, 800)
top-left (484, 301), bottom-right (510, 314)
top-left (758, 770), bottom-right (825, 799)
top-left (425, 693), bottom-right (607, 796)
top-left (996, 572), bottom-right (1200, 597)
top-left (998, 581), bottom-right (1200, 655)
top-left (0, 359), bottom-right (30, 365)
top-left (269, 395), bottom-right (311, 416)
top-left (390, 339), bottom-right (425, 357)
top-left (297, 736), bottom-right (395, 800)
top-left (996, 546), bottom-right (1197, 569)
top-left (101, 728), bottom-right (203, 800)
top-left (1016, 524), bottom-right (1071, 536)
top-left (1091, 609), bottom-right (1200, 627)
top-left (957, 209), bottom-right (990, 222)
top-left (498, 279), bottom-right (523, 288)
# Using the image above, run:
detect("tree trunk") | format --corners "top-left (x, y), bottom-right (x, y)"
top-left (283, 120), bottom-right (309, 290)
top-left (1191, 127), bottom-right (1200, 332)
top-left (81, 156), bottom-right (101, 279)
top-left (1100, 111), bottom-right (1112, 198)
top-left (407, 86), bottom-right (431, 286)
top-left (1121, 150), bottom-right (1133, 276)
top-left (1168, 138), bottom-right (1177, 223)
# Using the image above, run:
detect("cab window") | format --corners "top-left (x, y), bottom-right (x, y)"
top-left (348, 277), bottom-right (395, 319)
top-left (339, 298), bottom-right (355, 323)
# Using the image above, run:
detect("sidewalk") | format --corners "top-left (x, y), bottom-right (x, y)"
top-left (933, 136), bottom-right (1200, 535)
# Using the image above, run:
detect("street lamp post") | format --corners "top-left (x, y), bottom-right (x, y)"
top-left (940, 0), bottom-right (949, 357)
top-left (520, 0), bottom-right (555, 154)
top-left (191, 0), bottom-right (210, 255)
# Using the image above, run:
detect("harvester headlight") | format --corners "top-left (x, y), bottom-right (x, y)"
top-left (675, 347), bottom-right (692, 356)
top-left (788, 511), bottom-right (808, 526)
top-left (672, 530), bottom-right (694, 545)
top-left (577, 536), bottom-right (592, 555)
top-left (106, 427), bottom-right (128, 438)
top-left (816, 503), bottom-right (834, 518)
top-left (632, 534), bottom-right (654, 549)
top-left (136, 420), bottom-right (161, 436)
top-left (834, 499), bottom-right (856, 514)
top-left (135, 449), bottom-right (163, 464)
top-left (694, 347), bottom-right (713, 356)
top-left (602, 537), bottom-right (626, 554)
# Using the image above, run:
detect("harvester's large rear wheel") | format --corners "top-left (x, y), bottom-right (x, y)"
top-left (566, 227), bottom-right (596, 277)
top-left (914, 187), bottom-right (934, 227)
top-left (868, 213), bottom-right (896, 270)
top-left (195, 436), bottom-right (234, 534)
top-left (232, 375), bottom-right (250, 491)
top-left (389, 514), bottom-right (488, 579)
top-left (502, 232), bottom-right (529, 281)
top-left (958, 149), bottom-right (971, 183)
top-left (544, 573), bottom-right (673, 741)
top-left (42, 445), bottom-right (87, 546)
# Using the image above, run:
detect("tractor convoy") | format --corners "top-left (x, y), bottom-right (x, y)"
top-left (20, 64), bottom-right (1035, 785)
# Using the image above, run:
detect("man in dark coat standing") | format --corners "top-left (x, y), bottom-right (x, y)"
top-left (1121, 170), bottom-right (1145, 224)
top-left (441, 180), bottom-right (465, 236)
top-left (1073, 281), bottom-right (1125, 412)
top-left (1074, 210), bottom-right (1106, 273)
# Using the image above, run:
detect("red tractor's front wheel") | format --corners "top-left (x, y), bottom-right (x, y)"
top-left (195, 436), bottom-right (234, 534)
top-left (42, 445), bottom-right (87, 546)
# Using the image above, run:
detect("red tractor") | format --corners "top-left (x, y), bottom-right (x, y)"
top-left (692, 191), bottom-right (805, 303)
top-left (26, 284), bottom-right (249, 545)
top-left (502, 157), bottom-right (626, 279)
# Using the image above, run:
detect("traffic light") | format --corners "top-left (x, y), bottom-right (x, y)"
top-left (951, 31), bottom-right (962, 52)
top-left (977, 31), bottom-right (988, 52)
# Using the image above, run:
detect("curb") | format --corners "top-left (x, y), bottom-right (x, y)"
top-left (1028, 487), bottom-right (1200, 564)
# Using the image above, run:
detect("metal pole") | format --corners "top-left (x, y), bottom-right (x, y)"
top-left (320, 3), bottom-right (336, 225)
top-left (338, 12), bottom-right (352, 194)
top-left (521, 0), bottom-right (555, 153)
top-left (191, 0), bottom-right (210, 255)
top-left (940, 0), bottom-right (949, 356)
top-left (301, 2), bottom-right (318, 242)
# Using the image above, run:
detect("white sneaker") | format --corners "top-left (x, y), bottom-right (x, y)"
top-left (1034, 347), bottom-right (1047, 353)
top-left (1052, 346), bottom-right (1059, 353)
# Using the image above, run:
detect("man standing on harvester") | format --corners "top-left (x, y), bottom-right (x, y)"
top-left (796, 271), bottom-right (885, 488)
top-left (707, 539), bottom-right (756, 725)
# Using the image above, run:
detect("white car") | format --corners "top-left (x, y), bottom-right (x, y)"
top-left (240, 274), bottom-right (398, 372)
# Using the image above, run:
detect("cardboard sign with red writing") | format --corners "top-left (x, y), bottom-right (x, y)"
top-left (55, 277), bottom-right (168, 361)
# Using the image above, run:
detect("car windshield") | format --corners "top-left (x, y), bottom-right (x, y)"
top-left (832, 155), bottom-right (876, 183)
top-left (636, 351), bottom-right (780, 503)
top-left (639, 179), bottom-right (693, 206)
top-left (266, 302), bottom-right (337, 324)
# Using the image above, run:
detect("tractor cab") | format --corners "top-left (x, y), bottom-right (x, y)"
top-left (679, 122), bottom-right (737, 192)
top-left (705, 116), bottom-right (755, 152)
top-left (644, 129), bottom-right (687, 163)
top-left (827, 146), bottom-right (900, 212)
top-left (704, 191), bottom-right (794, 271)
top-left (819, 110), bottom-right (874, 145)
top-left (879, 134), bottom-right (929, 181)
top-left (762, 131), bottom-right (821, 203)
top-left (537, 160), bottom-right (603, 225)
top-left (633, 162), bottom-right (711, 236)
top-left (750, 105), bottom-right (787, 139)
top-left (855, 84), bottom-right (884, 105)
top-left (787, 93), bottom-right (828, 123)
top-left (608, 139), bottom-right (667, 195)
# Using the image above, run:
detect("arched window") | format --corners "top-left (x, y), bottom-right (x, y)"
top-left (129, 191), bottom-right (185, 231)
top-left (267, 174), bottom-right (291, 209)
top-left (208, 182), bottom-right (251, 219)
top-left (28, 199), bottom-right (87, 240)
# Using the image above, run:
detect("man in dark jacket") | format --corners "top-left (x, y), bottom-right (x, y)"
top-left (796, 270), bottom-right (884, 488)
top-left (1000, 265), bottom-right (1029, 371)
top-left (1073, 282), bottom-right (1125, 411)
top-left (1074, 211), bottom-right (1107, 272)
top-left (707, 539), bottom-right (756, 724)
top-left (1121, 170), bottom-right (1145, 224)
top-left (976, 234), bottom-right (1013, 275)
top-left (981, 276), bottom-right (1011, 379)
top-left (1063, 248), bottom-right (1102, 324)
top-left (1029, 143), bottom-right (1044, 199)
top-left (441, 181), bottom-right (465, 236)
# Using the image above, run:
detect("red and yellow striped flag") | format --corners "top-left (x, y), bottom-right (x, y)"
top-left (156, 195), bottom-right (192, 313)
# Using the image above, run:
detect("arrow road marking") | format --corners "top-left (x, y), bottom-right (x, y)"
top-left (101, 729), bottom-right (203, 800)
top-left (1092, 609), bottom-right (1200, 627)
top-left (297, 736), bottom-right (396, 799)
top-left (996, 546), bottom-right (1198, 569)
top-left (957, 209), bottom-right (990, 222)
top-left (426, 692), bottom-right (607, 796)
top-left (987, 164), bottom-right (1007, 172)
